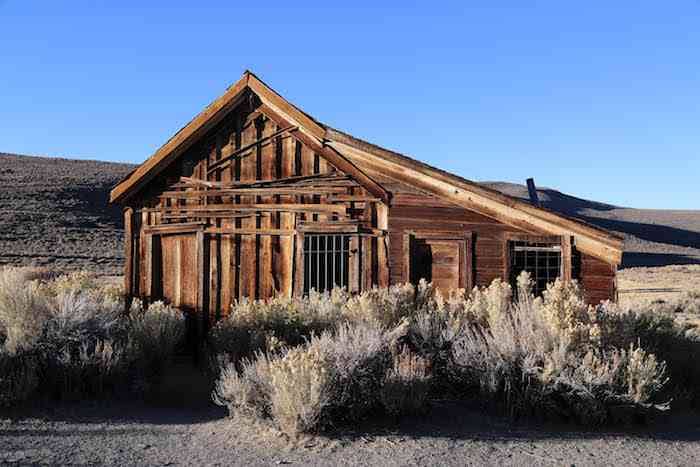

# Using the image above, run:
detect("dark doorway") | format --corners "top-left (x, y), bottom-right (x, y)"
top-left (410, 237), bottom-right (433, 284)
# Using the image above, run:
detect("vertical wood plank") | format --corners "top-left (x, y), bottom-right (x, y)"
top-left (377, 234), bottom-right (389, 288)
top-left (561, 235), bottom-right (573, 281)
top-left (123, 207), bottom-right (134, 301)
top-left (259, 117), bottom-right (275, 298)
top-left (362, 236), bottom-right (372, 290)
top-left (239, 113), bottom-right (257, 299)
top-left (196, 230), bottom-right (206, 341)
top-left (293, 231), bottom-right (304, 297)
top-left (278, 135), bottom-right (296, 297)
top-left (145, 233), bottom-right (154, 300)
top-left (349, 235), bottom-right (360, 293)
top-left (174, 237), bottom-right (182, 307)
top-left (403, 233), bottom-right (411, 285)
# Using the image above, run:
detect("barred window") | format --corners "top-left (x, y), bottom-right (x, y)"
top-left (509, 240), bottom-right (561, 296)
top-left (303, 234), bottom-right (351, 294)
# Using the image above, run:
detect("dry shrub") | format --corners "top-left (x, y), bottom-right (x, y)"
top-left (0, 267), bottom-right (50, 354)
top-left (0, 351), bottom-right (40, 406)
top-left (214, 272), bottom-right (685, 432)
top-left (129, 300), bottom-right (186, 383)
top-left (209, 290), bottom-right (348, 368)
top-left (444, 273), bottom-right (671, 423)
top-left (40, 286), bottom-right (130, 400)
top-left (213, 352), bottom-right (273, 418)
top-left (325, 322), bottom-right (393, 421)
top-left (380, 347), bottom-right (432, 415)
top-left (268, 340), bottom-right (333, 436)
top-left (0, 268), bottom-right (187, 403)
top-left (213, 322), bottom-right (398, 435)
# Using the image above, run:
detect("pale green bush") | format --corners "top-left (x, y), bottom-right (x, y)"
top-left (325, 322), bottom-right (392, 421)
top-left (213, 322), bottom-right (396, 435)
top-left (213, 352), bottom-right (274, 418)
top-left (214, 271), bottom-right (680, 431)
top-left (129, 300), bottom-right (186, 382)
top-left (0, 267), bottom-right (50, 354)
top-left (0, 268), bottom-right (190, 403)
top-left (268, 339), bottom-right (334, 436)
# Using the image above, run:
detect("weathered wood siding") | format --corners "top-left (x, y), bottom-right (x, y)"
top-left (386, 187), bottom-right (616, 303)
top-left (388, 190), bottom-right (524, 288)
top-left (579, 253), bottom-right (617, 304)
top-left (126, 94), bottom-right (387, 324)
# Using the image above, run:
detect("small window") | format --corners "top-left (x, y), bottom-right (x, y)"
top-left (303, 234), bottom-right (351, 294)
top-left (509, 240), bottom-right (561, 296)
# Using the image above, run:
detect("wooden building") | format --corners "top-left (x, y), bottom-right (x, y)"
top-left (110, 71), bottom-right (624, 331)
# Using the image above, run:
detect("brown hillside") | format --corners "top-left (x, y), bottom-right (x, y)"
top-left (0, 152), bottom-right (134, 274)
top-left (0, 152), bottom-right (696, 273)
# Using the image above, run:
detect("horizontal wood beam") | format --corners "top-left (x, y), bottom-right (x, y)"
top-left (177, 173), bottom-right (353, 189)
top-left (204, 227), bottom-right (295, 236)
top-left (158, 203), bottom-right (348, 214)
top-left (159, 186), bottom-right (348, 198)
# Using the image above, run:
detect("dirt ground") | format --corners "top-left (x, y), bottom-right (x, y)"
top-left (2, 400), bottom-right (700, 466)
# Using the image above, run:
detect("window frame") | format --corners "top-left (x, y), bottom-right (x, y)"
top-left (503, 233), bottom-right (573, 294)
top-left (293, 227), bottom-right (362, 296)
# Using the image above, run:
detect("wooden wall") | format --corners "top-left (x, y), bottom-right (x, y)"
top-left (387, 190), bottom-right (524, 288)
top-left (385, 186), bottom-right (616, 303)
top-left (123, 92), bottom-right (617, 322)
top-left (125, 94), bottom-right (387, 325)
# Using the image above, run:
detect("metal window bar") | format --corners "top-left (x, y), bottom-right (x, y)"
top-left (510, 240), bottom-right (562, 296)
top-left (303, 234), bottom-right (351, 294)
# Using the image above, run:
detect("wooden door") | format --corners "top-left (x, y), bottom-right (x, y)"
top-left (405, 231), bottom-right (472, 292)
top-left (156, 233), bottom-right (200, 310)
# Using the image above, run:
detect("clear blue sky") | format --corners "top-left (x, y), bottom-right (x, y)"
top-left (1, 1), bottom-right (698, 209)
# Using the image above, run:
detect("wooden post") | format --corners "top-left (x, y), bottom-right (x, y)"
top-left (123, 207), bottom-right (134, 306)
top-left (144, 233), bottom-right (153, 300)
top-left (561, 235), bottom-right (573, 281)
top-left (293, 231), bottom-right (304, 297)
top-left (196, 230), bottom-right (206, 342)
top-left (349, 235), bottom-right (360, 293)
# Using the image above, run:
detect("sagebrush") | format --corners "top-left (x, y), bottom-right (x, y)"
top-left (0, 268), bottom-right (186, 405)
top-left (213, 274), bottom-right (694, 435)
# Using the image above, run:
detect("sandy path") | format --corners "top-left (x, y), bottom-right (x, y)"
top-left (2, 401), bottom-right (700, 466)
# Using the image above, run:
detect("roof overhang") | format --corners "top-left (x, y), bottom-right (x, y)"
top-left (325, 129), bottom-right (623, 265)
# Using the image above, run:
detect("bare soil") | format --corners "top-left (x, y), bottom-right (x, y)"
top-left (2, 400), bottom-right (700, 466)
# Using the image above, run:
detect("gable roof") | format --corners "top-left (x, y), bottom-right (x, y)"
top-left (109, 71), bottom-right (388, 204)
top-left (110, 71), bottom-right (624, 265)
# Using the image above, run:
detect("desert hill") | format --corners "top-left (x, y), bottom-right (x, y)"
top-left (0, 152), bottom-right (134, 275)
top-left (0, 152), bottom-right (697, 273)
top-left (484, 181), bottom-right (700, 267)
